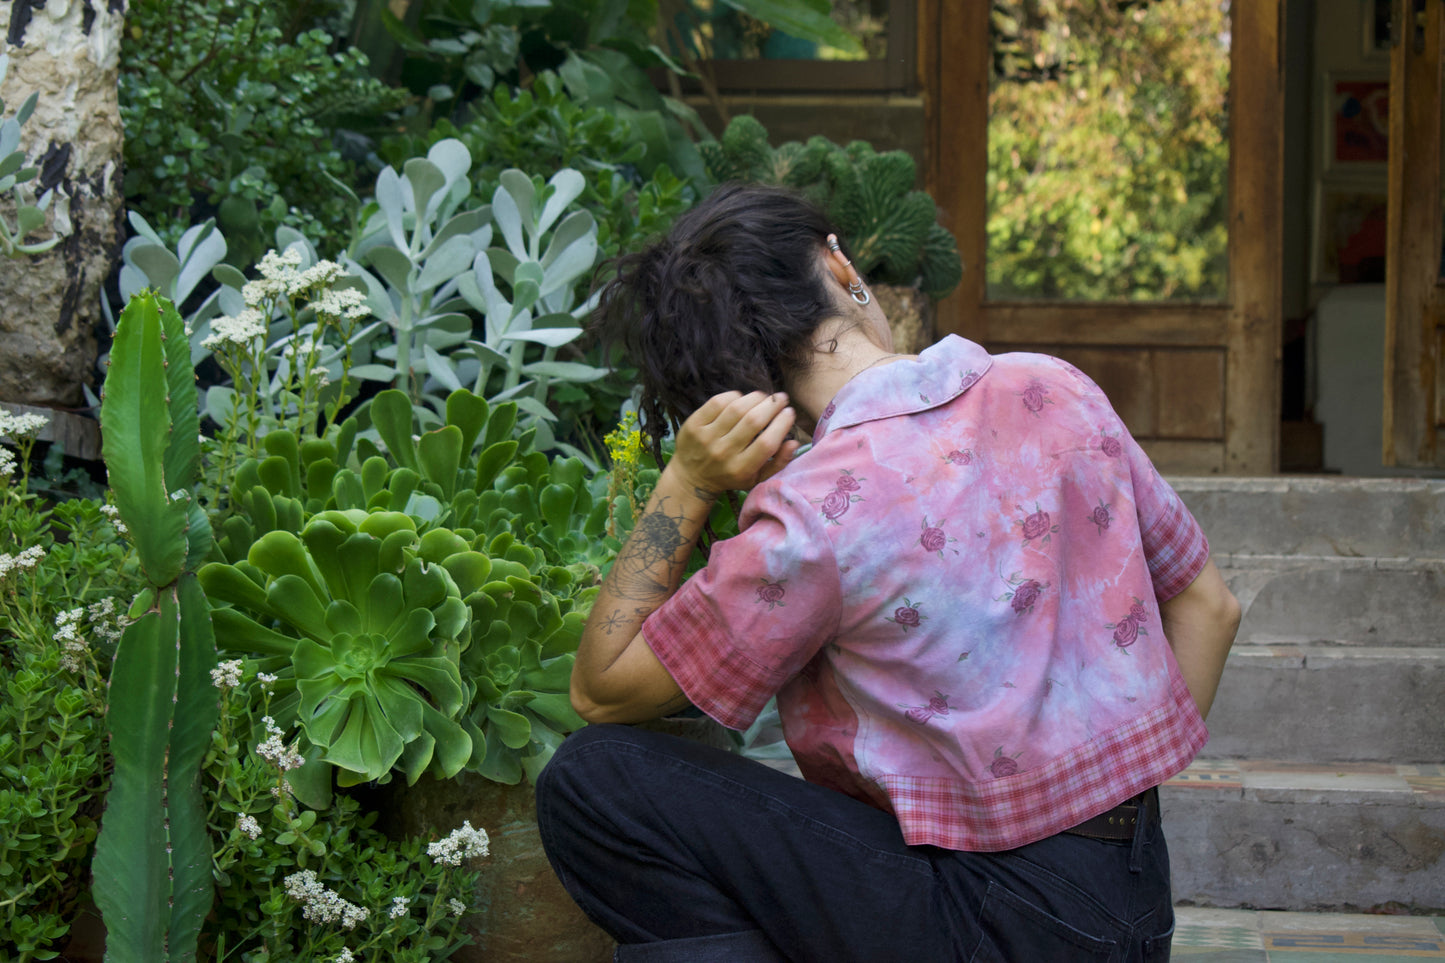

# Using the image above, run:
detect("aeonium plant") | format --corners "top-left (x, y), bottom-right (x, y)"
top-left (199, 386), bottom-right (618, 793)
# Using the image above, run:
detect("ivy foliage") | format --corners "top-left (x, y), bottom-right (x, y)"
top-left (119, 0), bottom-right (409, 265)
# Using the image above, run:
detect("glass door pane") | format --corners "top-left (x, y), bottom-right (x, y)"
top-left (987, 0), bottom-right (1232, 301)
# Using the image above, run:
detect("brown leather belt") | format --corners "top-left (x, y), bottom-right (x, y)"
top-left (1061, 787), bottom-right (1160, 841)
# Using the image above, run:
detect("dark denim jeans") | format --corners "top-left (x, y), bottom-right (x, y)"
top-left (536, 724), bottom-right (1174, 963)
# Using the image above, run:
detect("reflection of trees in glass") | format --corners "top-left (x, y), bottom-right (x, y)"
top-left (667, 0), bottom-right (886, 61)
top-left (988, 0), bottom-right (1231, 301)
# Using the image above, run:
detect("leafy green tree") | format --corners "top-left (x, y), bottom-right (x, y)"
top-left (987, 0), bottom-right (1230, 300)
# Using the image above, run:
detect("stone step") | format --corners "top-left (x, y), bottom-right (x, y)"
top-left (1161, 759), bottom-right (1445, 913)
top-left (1171, 476), bottom-right (1445, 560)
top-left (1201, 644), bottom-right (1445, 763)
top-left (1214, 554), bottom-right (1444, 647)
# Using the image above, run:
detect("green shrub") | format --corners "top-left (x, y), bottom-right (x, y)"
top-left (120, 0), bottom-right (409, 263)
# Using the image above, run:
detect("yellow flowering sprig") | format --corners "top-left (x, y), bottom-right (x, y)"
top-left (603, 411), bottom-right (643, 537)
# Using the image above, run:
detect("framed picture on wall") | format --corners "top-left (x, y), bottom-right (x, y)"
top-left (1362, 0), bottom-right (1392, 61)
top-left (1322, 73), bottom-right (1390, 172)
top-left (1313, 179), bottom-right (1388, 285)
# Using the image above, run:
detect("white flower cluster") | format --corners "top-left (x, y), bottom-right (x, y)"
top-left (200, 307), bottom-right (269, 351)
top-left (283, 869), bottom-right (369, 929)
top-left (54, 607), bottom-right (88, 672)
top-left (336, 949), bottom-right (356, 963)
top-left (236, 814), bottom-right (262, 839)
top-left (257, 671), bottom-right (278, 694)
top-left (0, 446), bottom-right (14, 480)
top-left (0, 545), bottom-right (45, 579)
top-left (312, 285), bottom-right (370, 321)
top-left (447, 898), bottom-right (466, 917)
top-left (246, 249), bottom-right (352, 303)
top-left (257, 716), bottom-right (305, 772)
top-left (99, 503), bottom-right (128, 535)
top-left (0, 409), bottom-right (49, 440)
top-left (86, 597), bottom-right (128, 644)
top-left (211, 659), bottom-right (244, 690)
top-left (427, 821), bottom-right (490, 866)
top-left (387, 895), bottom-right (410, 919)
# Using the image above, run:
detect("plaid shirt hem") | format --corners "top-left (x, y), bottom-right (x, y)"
top-left (871, 672), bottom-right (1208, 852)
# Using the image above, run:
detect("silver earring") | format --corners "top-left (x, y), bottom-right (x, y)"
top-left (848, 279), bottom-right (870, 305)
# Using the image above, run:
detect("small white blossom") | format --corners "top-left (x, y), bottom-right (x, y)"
top-left (87, 597), bottom-right (128, 643)
top-left (314, 286), bottom-right (370, 320)
top-left (0, 410), bottom-right (49, 440)
top-left (283, 869), bottom-right (369, 929)
top-left (448, 898), bottom-right (466, 917)
top-left (336, 950), bottom-right (355, 963)
top-left (99, 503), bottom-right (128, 535)
top-left (257, 671), bottom-right (278, 694)
top-left (55, 608), bottom-right (88, 671)
top-left (0, 446), bottom-right (15, 479)
top-left (388, 895), bottom-right (410, 919)
top-left (257, 716), bottom-right (305, 772)
top-left (427, 821), bottom-right (490, 866)
top-left (201, 308), bottom-right (268, 350)
top-left (0, 545), bottom-right (45, 579)
top-left (210, 659), bottom-right (244, 690)
top-left (236, 814), bottom-right (262, 839)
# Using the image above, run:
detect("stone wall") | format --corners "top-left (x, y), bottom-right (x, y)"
top-left (0, 0), bottom-right (125, 408)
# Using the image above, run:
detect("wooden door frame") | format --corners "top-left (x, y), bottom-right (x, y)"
top-left (1384, 0), bottom-right (1444, 468)
top-left (917, 0), bottom-right (1285, 474)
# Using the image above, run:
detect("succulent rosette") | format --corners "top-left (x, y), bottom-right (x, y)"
top-left (200, 510), bottom-right (472, 787)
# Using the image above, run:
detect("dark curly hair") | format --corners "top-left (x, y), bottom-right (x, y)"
top-left (591, 182), bottom-right (853, 462)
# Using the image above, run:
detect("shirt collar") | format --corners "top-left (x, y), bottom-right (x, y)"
top-left (811, 335), bottom-right (994, 442)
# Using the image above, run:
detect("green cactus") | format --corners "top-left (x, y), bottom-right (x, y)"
top-left (700, 115), bottom-right (964, 298)
top-left (91, 292), bottom-right (218, 962)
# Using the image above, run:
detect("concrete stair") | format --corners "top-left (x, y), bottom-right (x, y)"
top-left (1163, 476), bottom-right (1445, 913)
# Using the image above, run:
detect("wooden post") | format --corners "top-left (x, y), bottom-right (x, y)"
top-left (1223, 0), bottom-right (1286, 474)
top-left (1383, 0), bottom-right (1445, 468)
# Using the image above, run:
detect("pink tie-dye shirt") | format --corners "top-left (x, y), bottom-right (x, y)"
top-left (643, 335), bottom-right (1210, 851)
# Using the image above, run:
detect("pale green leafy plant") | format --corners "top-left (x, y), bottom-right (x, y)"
top-left (0, 54), bottom-right (65, 259)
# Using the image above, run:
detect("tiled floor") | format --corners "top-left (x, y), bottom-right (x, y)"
top-left (1164, 760), bottom-right (1445, 798)
top-left (1175, 907), bottom-right (1445, 960)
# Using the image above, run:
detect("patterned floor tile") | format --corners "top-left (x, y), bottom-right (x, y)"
top-left (1262, 931), bottom-right (1445, 957)
top-left (1168, 760), bottom-right (1244, 789)
top-left (1175, 923), bottom-right (1264, 949)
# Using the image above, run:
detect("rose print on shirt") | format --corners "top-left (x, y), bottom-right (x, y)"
top-left (900, 690), bottom-right (951, 725)
top-left (821, 400), bottom-right (837, 421)
top-left (812, 469), bottom-right (864, 525)
top-left (1099, 434), bottom-right (1124, 457)
top-left (886, 597), bottom-right (927, 630)
top-left (919, 516), bottom-right (958, 558)
top-left (1090, 500), bottom-right (1112, 535)
top-left (943, 448), bottom-right (975, 466)
top-left (755, 577), bottom-right (787, 611)
top-left (990, 747), bottom-right (1022, 777)
top-left (1019, 379), bottom-right (1053, 415)
top-left (959, 369), bottom-right (980, 391)
top-left (996, 571), bottom-right (1048, 615)
top-left (1017, 503), bottom-right (1060, 547)
top-left (1105, 596), bottom-right (1150, 652)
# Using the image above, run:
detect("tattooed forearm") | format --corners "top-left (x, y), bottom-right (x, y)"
top-left (604, 496), bottom-right (697, 602)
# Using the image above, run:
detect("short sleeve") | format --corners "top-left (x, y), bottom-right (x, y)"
top-left (1123, 434), bottom-right (1210, 602)
top-left (1050, 355), bottom-right (1210, 602)
top-left (642, 479), bottom-right (843, 730)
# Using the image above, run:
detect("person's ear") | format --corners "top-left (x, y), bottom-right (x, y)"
top-left (823, 234), bottom-right (859, 289)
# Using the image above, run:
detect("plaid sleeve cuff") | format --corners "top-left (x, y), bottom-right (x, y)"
top-left (643, 580), bottom-right (784, 731)
top-left (1141, 493), bottom-right (1210, 602)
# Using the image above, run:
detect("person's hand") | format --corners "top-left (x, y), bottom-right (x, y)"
top-left (670, 391), bottom-right (799, 495)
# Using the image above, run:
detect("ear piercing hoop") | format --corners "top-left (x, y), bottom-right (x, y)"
top-left (828, 234), bottom-right (871, 305)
